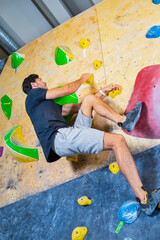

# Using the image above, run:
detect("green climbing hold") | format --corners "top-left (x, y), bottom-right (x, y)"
top-left (1, 94), bottom-right (12, 120)
top-left (53, 87), bottom-right (78, 123)
top-left (55, 46), bottom-right (74, 65)
top-left (11, 52), bottom-right (25, 69)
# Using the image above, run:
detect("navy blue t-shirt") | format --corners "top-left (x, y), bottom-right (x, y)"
top-left (25, 88), bottom-right (68, 162)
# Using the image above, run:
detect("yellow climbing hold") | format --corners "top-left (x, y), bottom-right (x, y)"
top-left (109, 162), bottom-right (120, 174)
top-left (66, 155), bottom-right (78, 162)
top-left (79, 39), bottom-right (90, 49)
top-left (93, 60), bottom-right (102, 70)
top-left (72, 227), bottom-right (87, 240)
top-left (77, 196), bottom-right (92, 206)
top-left (109, 89), bottom-right (121, 98)
top-left (83, 74), bottom-right (94, 85)
top-left (158, 201), bottom-right (160, 209)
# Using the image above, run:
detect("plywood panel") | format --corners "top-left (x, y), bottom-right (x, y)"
top-left (96, 0), bottom-right (160, 153)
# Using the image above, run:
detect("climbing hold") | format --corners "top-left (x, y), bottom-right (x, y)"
top-left (83, 74), bottom-right (94, 85)
top-left (158, 201), bottom-right (160, 209)
top-left (53, 86), bottom-right (78, 124)
top-left (72, 227), bottom-right (87, 240)
top-left (109, 162), bottom-right (120, 174)
top-left (152, 0), bottom-right (160, 4)
top-left (79, 39), bottom-right (90, 49)
top-left (109, 89), bottom-right (121, 98)
top-left (11, 52), bottom-right (25, 69)
top-left (93, 60), bottom-right (102, 70)
top-left (0, 147), bottom-right (3, 157)
top-left (0, 94), bottom-right (12, 120)
top-left (118, 200), bottom-right (140, 224)
top-left (77, 196), bottom-right (92, 206)
top-left (66, 155), bottom-right (78, 162)
top-left (146, 25), bottom-right (160, 38)
top-left (4, 125), bottom-right (39, 163)
top-left (55, 46), bottom-right (74, 65)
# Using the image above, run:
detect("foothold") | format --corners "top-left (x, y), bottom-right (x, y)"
top-left (93, 60), bottom-right (102, 70)
top-left (11, 52), bottom-right (25, 69)
top-left (66, 155), bottom-right (78, 162)
top-left (0, 147), bottom-right (3, 157)
top-left (53, 86), bottom-right (78, 124)
top-left (4, 125), bottom-right (39, 163)
top-left (158, 201), bottom-right (160, 209)
top-left (83, 74), bottom-right (94, 85)
top-left (55, 46), bottom-right (74, 65)
top-left (109, 162), bottom-right (120, 174)
top-left (152, 0), bottom-right (160, 4)
top-left (0, 94), bottom-right (12, 120)
top-left (79, 39), bottom-right (90, 49)
top-left (146, 25), bottom-right (160, 38)
top-left (77, 196), bottom-right (92, 206)
top-left (72, 227), bottom-right (87, 240)
top-left (109, 89), bottom-right (121, 98)
top-left (118, 200), bottom-right (140, 224)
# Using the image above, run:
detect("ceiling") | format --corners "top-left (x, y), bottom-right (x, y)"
top-left (0, 0), bottom-right (103, 60)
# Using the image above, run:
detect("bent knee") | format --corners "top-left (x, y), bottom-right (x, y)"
top-left (83, 94), bottom-right (96, 104)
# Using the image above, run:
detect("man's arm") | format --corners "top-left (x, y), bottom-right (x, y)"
top-left (95, 83), bottom-right (120, 99)
top-left (46, 73), bottom-right (90, 99)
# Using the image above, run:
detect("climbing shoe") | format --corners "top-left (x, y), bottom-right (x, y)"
top-left (118, 101), bottom-right (142, 132)
top-left (136, 186), bottom-right (160, 215)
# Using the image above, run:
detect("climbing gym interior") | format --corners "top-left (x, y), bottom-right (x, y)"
top-left (0, 0), bottom-right (160, 239)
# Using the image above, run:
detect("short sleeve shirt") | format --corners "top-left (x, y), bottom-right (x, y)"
top-left (25, 88), bottom-right (68, 162)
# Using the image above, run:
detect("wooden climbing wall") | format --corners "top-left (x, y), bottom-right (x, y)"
top-left (0, 0), bottom-right (160, 207)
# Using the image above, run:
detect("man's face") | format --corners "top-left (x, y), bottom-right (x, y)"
top-left (34, 78), bottom-right (48, 89)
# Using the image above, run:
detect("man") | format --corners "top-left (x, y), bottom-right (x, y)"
top-left (22, 73), bottom-right (160, 216)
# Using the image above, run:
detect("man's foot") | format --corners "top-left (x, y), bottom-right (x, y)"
top-left (136, 187), bottom-right (160, 215)
top-left (118, 101), bottom-right (142, 132)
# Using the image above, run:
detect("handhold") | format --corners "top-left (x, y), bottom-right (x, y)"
top-left (4, 125), bottom-right (39, 163)
top-left (11, 52), bottom-right (25, 69)
top-left (0, 94), bottom-right (12, 120)
top-left (83, 74), bottom-right (94, 85)
top-left (146, 25), bottom-right (160, 38)
top-left (152, 0), bottom-right (160, 4)
top-left (0, 147), bottom-right (3, 157)
top-left (93, 60), bottom-right (102, 70)
top-left (109, 162), bottom-right (120, 174)
top-left (124, 65), bottom-right (160, 139)
top-left (66, 155), bottom-right (78, 162)
top-left (55, 46), bottom-right (74, 65)
top-left (109, 89), bottom-right (121, 98)
top-left (53, 86), bottom-right (78, 124)
top-left (77, 196), bottom-right (92, 206)
top-left (72, 227), bottom-right (87, 240)
top-left (118, 200), bottom-right (140, 224)
top-left (79, 39), bottom-right (90, 49)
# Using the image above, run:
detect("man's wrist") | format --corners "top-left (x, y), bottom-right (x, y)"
top-left (99, 89), bottom-right (106, 96)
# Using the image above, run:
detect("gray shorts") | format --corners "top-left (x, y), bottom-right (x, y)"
top-left (52, 109), bottom-right (104, 156)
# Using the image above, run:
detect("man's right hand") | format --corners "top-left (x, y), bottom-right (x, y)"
top-left (80, 73), bottom-right (91, 83)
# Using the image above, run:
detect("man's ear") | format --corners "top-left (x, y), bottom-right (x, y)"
top-left (31, 82), bottom-right (37, 89)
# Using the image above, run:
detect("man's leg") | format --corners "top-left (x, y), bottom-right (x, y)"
top-left (62, 103), bottom-right (80, 116)
top-left (81, 94), bottom-right (160, 215)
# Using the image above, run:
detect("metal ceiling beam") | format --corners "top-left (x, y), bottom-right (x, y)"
top-left (31, 0), bottom-right (60, 28)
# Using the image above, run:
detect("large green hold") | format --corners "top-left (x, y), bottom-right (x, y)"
top-left (1, 94), bottom-right (12, 119)
top-left (55, 46), bottom-right (74, 65)
top-left (53, 88), bottom-right (78, 123)
top-left (11, 52), bottom-right (25, 69)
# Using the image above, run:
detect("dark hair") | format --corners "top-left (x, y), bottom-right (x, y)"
top-left (22, 74), bottom-right (39, 95)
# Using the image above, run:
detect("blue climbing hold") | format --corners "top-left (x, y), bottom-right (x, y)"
top-left (118, 200), bottom-right (140, 224)
top-left (146, 25), bottom-right (160, 38)
top-left (152, 0), bottom-right (160, 4)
